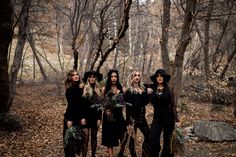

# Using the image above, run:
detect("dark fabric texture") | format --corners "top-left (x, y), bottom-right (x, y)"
top-left (101, 91), bottom-right (127, 147)
top-left (64, 84), bottom-right (85, 124)
top-left (82, 92), bottom-right (102, 128)
top-left (125, 89), bottom-right (151, 157)
top-left (149, 86), bottom-right (176, 157)
top-left (149, 119), bottom-right (174, 157)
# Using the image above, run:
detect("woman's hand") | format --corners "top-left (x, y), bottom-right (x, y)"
top-left (147, 88), bottom-right (153, 94)
top-left (97, 120), bottom-right (101, 127)
top-left (67, 121), bottom-right (73, 128)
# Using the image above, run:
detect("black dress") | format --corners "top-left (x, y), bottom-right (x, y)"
top-left (64, 84), bottom-right (85, 157)
top-left (125, 89), bottom-right (150, 157)
top-left (101, 91), bottom-right (127, 147)
top-left (83, 92), bottom-right (102, 128)
top-left (64, 84), bottom-right (85, 125)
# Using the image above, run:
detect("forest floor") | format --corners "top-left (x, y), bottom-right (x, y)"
top-left (0, 83), bottom-right (236, 157)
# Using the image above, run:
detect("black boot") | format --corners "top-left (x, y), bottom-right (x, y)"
top-left (160, 146), bottom-right (173, 157)
top-left (92, 149), bottom-right (96, 157)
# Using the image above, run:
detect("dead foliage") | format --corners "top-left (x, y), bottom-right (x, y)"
top-left (0, 83), bottom-right (236, 157)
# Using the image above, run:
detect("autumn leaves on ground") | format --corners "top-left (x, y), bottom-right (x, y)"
top-left (0, 83), bottom-right (236, 157)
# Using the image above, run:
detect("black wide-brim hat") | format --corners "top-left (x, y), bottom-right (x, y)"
top-left (150, 69), bottom-right (171, 83)
top-left (82, 70), bottom-right (103, 82)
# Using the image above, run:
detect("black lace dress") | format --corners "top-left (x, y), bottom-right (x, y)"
top-left (101, 91), bottom-right (127, 147)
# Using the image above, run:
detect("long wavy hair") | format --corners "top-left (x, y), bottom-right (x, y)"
top-left (126, 70), bottom-right (145, 94)
top-left (82, 75), bottom-right (101, 98)
top-left (64, 69), bottom-right (81, 89)
top-left (104, 70), bottom-right (123, 94)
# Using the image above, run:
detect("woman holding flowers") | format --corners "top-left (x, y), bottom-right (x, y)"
top-left (64, 69), bottom-right (85, 157)
top-left (101, 69), bottom-right (128, 157)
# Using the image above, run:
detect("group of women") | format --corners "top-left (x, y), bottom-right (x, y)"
top-left (63, 68), bottom-right (179, 157)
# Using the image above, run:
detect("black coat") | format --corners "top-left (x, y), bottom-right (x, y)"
top-left (125, 89), bottom-right (149, 124)
top-left (64, 84), bottom-right (85, 124)
top-left (149, 85), bottom-right (178, 123)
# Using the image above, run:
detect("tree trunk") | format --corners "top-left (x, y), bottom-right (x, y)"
top-left (27, 28), bottom-right (50, 82)
top-left (212, 4), bottom-right (233, 72)
top-left (203, 0), bottom-right (214, 80)
top-left (113, 18), bottom-right (118, 69)
top-left (170, 0), bottom-right (197, 103)
top-left (8, 0), bottom-right (31, 107)
top-left (85, 27), bottom-right (96, 71)
top-left (72, 38), bottom-right (79, 70)
top-left (220, 33), bottom-right (236, 79)
top-left (147, 51), bottom-right (153, 75)
top-left (160, 0), bottom-right (171, 72)
top-left (0, 0), bottom-right (13, 113)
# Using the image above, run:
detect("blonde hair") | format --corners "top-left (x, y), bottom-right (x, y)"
top-left (126, 70), bottom-right (145, 94)
top-left (82, 78), bottom-right (101, 98)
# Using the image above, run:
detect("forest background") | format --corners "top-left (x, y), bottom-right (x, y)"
top-left (0, 0), bottom-right (236, 156)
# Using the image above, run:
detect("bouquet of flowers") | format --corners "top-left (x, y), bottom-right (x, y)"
top-left (64, 126), bottom-right (84, 155)
top-left (91, 91), bottom-right (132, 111)
top-left (91, 91), bottom-right (131, 122)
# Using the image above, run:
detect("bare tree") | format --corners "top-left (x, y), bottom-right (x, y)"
top-left (220, 32), bottom-right (236, 79)
top-left (160, 0), bottom-right (171, 72)
top-left (52, 0), bottom-right (95, 70)
top-left (90, 0), bottom-right (132, 72)
top-left (8, 0), bottom-right (32, 109)
top-left (27, 27), bottom-right (50, 82)
top-left (0, 0), bottom-right (14, 113)
top-left (203, 0), bottom-right (214, 80)
top-left (170, 0), bottom-right (197, 102)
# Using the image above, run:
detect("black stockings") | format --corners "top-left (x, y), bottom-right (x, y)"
top-left (82, 127), bottom-right (99, 157)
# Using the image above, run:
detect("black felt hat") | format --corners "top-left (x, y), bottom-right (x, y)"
top-left (82, 71), bottom-right (103, 82)
top-left (150, 69), bottom-right (171, 83)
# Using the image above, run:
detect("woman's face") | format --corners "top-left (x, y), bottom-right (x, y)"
top-left (88, 74), bottom-right (96, 84)
top-left (110, 72), bottom-right (118, 85)
top-left (156, 74), bottom-right (164, 84)
top-left (132, 72), bottom-right (141, 84)
top-left (71, 72), bottom-right (79, 82)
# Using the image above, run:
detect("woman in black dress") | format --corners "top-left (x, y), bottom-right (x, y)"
top-left (64, 69), bottom-right (85, 157)
top-left (125, 70), bottom-right (151, 157)
top-left (101, 70), bottom-right (127, 157)
top-left (82, 71), bottom-right (103, 157)
top-left (149, 69), bottom-right (179, 157)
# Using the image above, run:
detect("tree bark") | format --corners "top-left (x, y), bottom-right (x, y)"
top-left (220, 33), bottom-right (236, 79)
top-left (170, 0), bottom-right (197, 103)
top-left (203, 0), bottom-right (214, 80)
top-left (212, 3), bottom-right (233, 72)
top-left (160, 0), bottom-right (171, 72)
top-left (0, 0), bottom-right (13, 113)
top-left (8, 0), bottom-right (31, 107)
